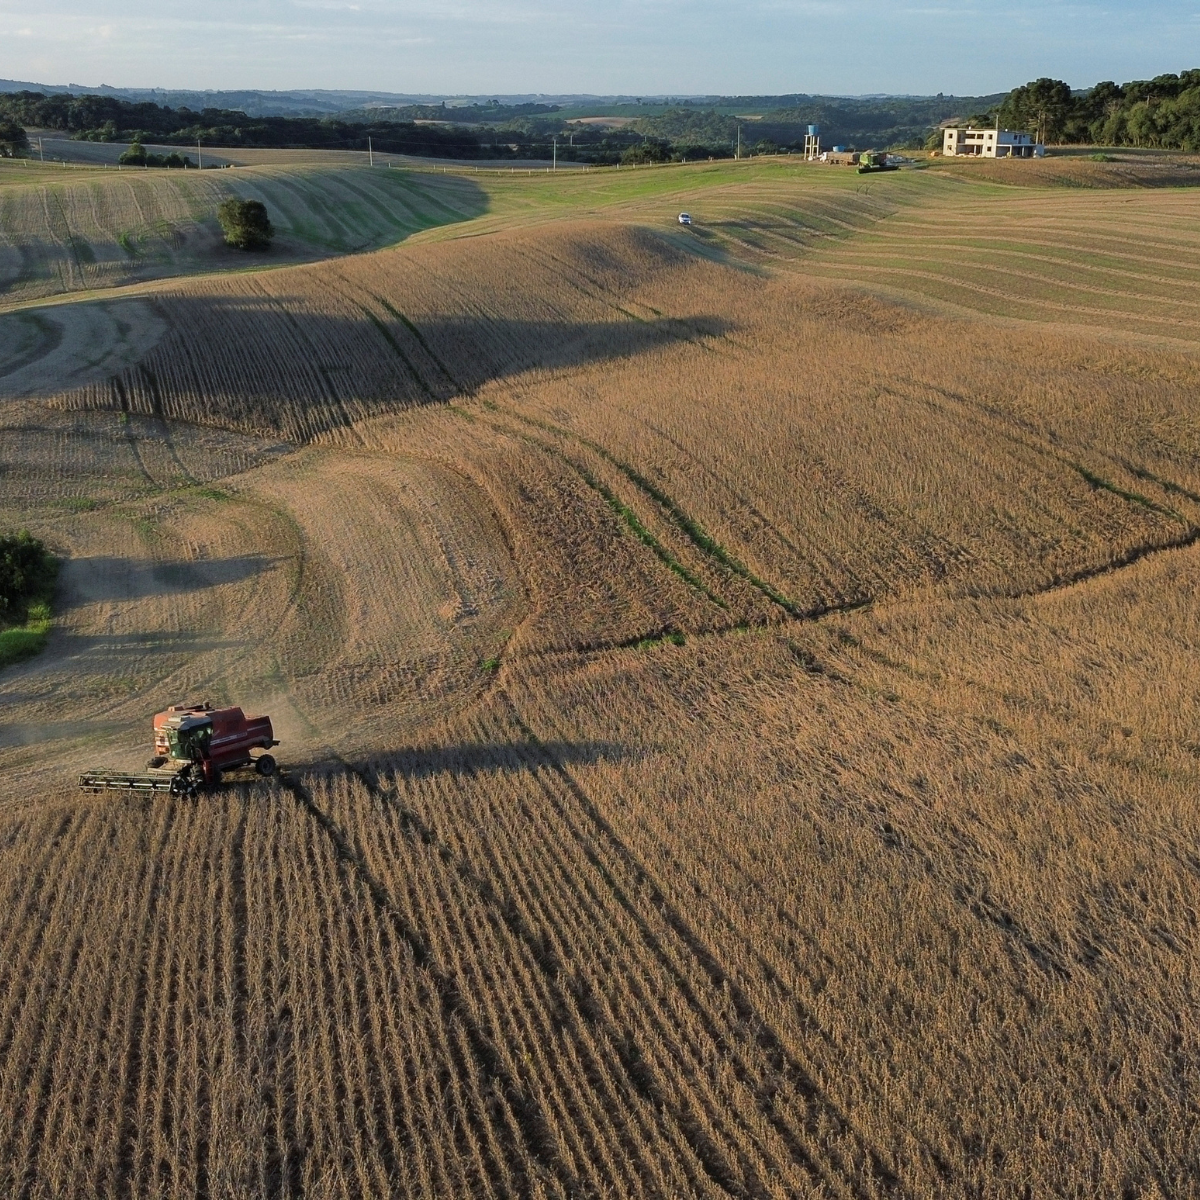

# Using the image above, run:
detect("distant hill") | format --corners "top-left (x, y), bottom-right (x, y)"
top-left (0, 80), bottom-right (701, 118)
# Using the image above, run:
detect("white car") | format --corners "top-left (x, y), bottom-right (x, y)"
top-left (678, 212), bottom-right (692, 225)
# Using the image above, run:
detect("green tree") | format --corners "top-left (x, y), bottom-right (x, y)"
top-left (217, 198), bottom-right (274, 250)
top-left (0, 118), bottom-right (28, 158)
top-left (119, 140), bottom-right (148, 165)
top-left (0, 532), bottom-right (54, 624)
top-left (1125, 101), bottom-right (1158, 147)
top-left (999, 78), bottom-right (1073, 143)
top-left (620, 141), bottom-right (669, 165)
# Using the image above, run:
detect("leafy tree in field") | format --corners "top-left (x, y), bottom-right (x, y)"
top-left (0, 118), bottom-right (28, 157)
top-left (0, 532), bottom-right (55, 625)
top-left (1125, 101), bottom-right (1159, 147)
top-left (119, 139), bottom-right (148, 165)
top-left (217, 198), bottom-right (274, 250)
top-left (117, 140), bottom-right (192, 167)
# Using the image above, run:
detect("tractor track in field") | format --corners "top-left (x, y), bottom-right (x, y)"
top-left (470, 402), bottom-right (877, 623)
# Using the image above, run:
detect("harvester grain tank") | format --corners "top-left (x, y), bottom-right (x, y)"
top-left (79, 702), bottom-right (278, 796)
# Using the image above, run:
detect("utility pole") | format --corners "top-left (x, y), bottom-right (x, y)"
top-left (197, 138), bottom-right (202, 170)
top-left (39, 137), bottom-right (44, 163)
top-left (736, 124), bottom-right (741, 160)
top-left (368, 136), bottom-right (373, 166)
top-left (553, 136), bottom-right (557, 171)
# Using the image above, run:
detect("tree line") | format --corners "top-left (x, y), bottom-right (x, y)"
top-left (0, 91), bottom-right (501, 158)
top-left (5, 74), bottom-right (1200, 160)
top-left (988, 72), bottom-right (1200, 149)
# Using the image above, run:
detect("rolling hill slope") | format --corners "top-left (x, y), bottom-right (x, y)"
top-left (0, 160), bottom-right (486, 304)
top-left (2, 155), bottom-right (1199, 1198)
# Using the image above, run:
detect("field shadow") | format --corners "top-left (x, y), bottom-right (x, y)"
top-left (376, 740), bottom-right (631, 779)
top-left (60, 293), bottom-right (732, 440)
top-left (58, 555), bottom-right (277, 608)
top-left (258, 741), bottom-right (635, 782)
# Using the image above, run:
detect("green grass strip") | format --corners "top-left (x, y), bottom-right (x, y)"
top-left (0, 599), bottom-right (53, 670)
top-left (573, 461), bottom-right (728, 609)
top-left (505, 409), bottom-right (805, 616)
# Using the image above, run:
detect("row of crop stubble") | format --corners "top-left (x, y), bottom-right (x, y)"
top-left (0, 163), bottom-right (486, 304)
top-left (51, 214), bottom-right (1200, 629)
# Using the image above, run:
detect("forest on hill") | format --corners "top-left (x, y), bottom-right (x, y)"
top-left (0, 91), bottom-right (493, 158)
top-left (3, 71), bottom-right (1200, 160)
top-left (991, 72), bottom-right (1200, 149)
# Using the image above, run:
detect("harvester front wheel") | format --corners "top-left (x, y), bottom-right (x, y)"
top-left (255, 754), bottom-right (277, 777)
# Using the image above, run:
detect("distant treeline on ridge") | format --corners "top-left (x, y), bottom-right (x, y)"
top-left (2, 70), bottom-right (1200, 161)
top-left (0, 91), bottom-right (492, 158)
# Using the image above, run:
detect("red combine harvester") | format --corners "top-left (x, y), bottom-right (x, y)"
top-left (79, 702), bottom-right (279, 798)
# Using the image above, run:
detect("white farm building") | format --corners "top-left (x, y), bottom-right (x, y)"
top-left (942, 127), bottom-right (1045, 158)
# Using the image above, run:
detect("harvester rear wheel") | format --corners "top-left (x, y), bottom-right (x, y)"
top-left (255, 754), bottom-right (277, 777)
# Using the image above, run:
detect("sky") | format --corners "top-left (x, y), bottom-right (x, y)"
top-left (2, 1), bottom-right (1198, 97)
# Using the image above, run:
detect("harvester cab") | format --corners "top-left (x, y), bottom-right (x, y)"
top-left (163, 712), bottom-right (213, 765)
top-left (79, 702), bottom-right (279, 797)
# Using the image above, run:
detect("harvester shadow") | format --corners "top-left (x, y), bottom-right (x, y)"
top-left (66, 295), bottom-right (734, 441)
top-left (377, 739), bottom-right (632, 779)
top-left (58, 554), bottom-right (279, 608)
top-left (286, 740), bottom-right (633, 781)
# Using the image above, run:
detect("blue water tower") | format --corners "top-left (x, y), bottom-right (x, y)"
top-left (807, 124), bottom-right (820, 136)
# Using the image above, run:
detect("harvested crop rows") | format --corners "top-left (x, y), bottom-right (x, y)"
top-left (2, 155), bottom-right (1199, 1197)
top-left (804, 182), bottom-right (1200, 341)
top-left (0, 163), bottom-right (484, 303)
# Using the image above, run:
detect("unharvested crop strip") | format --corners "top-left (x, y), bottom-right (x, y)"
top-left (372, 739), bottom-right (806, 1195)
top-left (111, 376), bottom-right (158, 487)
top-left (370, 296), bottom-right (467, 393)
top-left (275, 771), bottom-right (581, 1198)
top-left (111, 802), bottom-right (182, 1197)
top-left (356, 304), bottom-right (438, 403)
top-left (336, 759), bottom-right (706, 1194)
top-left (317, 737), bottom-right (851, 1195)
top-left (136, 363), bottom-right (198, 484)
top-left (497, 694), bottom-right (897, 1199)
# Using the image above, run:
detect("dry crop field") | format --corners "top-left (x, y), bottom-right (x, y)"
top-left (2, 153), bottom-right (1199, 1198)
top-left (0, 158), bottom-right (485, 304)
